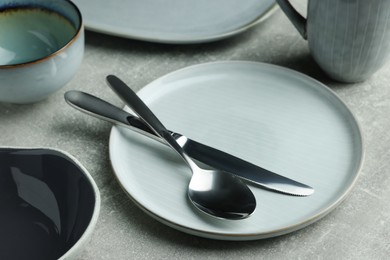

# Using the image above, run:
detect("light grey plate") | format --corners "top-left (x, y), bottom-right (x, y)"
top-left (109, 61), bottom-right (364, 240)
top-left (73, 0), bottom-right (276, 43)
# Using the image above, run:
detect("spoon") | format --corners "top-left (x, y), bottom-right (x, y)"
top-left (106, 75), bottom-right (256, 220)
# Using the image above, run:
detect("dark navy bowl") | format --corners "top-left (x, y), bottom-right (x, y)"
top-left (0, 147), bottom-right (100, 260)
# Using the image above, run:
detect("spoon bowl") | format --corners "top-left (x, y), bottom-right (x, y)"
top-left (106, 75), bottom-right (256, 220)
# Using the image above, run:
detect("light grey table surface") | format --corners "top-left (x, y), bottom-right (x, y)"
top-left (1, 1), bottom-right (390, 259)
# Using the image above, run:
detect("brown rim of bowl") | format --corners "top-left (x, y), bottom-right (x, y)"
top-left (0, 0), bottom-right (83, 69)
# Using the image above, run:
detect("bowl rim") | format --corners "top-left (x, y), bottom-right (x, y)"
top-left (0, 146), bottom-right (101, 259)
top-left (0, 0), bottom-right (83, 69)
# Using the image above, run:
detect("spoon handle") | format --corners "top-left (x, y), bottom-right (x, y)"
top-left (106, 75), bottom-right (197, 169)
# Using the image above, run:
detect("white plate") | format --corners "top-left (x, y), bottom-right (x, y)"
top-left (73, 0), bottom-right (276, 43)
top-left (109, 61), bottom-right (363, 240)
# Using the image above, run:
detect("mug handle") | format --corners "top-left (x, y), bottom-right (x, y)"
top-left (276, 0), bottom-right (307, 39)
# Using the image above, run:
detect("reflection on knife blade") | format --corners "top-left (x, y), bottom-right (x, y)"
top-left (65, 90), bottom-right (314, 196)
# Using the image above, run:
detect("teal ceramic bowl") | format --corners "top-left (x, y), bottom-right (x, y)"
top-left (0, 0), bottom-right (84, 104)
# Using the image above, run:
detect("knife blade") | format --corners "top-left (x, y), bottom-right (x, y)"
top-left (65, 90), bottom-right (314, 196)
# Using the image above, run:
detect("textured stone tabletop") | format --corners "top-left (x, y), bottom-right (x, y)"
top-left (1, 1), bottom-right (390, 259)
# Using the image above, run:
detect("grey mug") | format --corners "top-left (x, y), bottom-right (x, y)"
top-left (276, 0), bottom-right (390, 82)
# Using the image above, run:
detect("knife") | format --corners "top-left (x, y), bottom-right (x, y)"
top-left (65, 90), bottom-right (314, 196)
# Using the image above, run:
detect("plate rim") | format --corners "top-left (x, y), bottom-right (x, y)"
top-left (77, 1), bottom-right (278, 44)
top-left (108, 61), bottom-right (365, 240)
